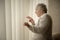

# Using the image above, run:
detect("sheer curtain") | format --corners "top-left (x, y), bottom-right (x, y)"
top-left (5, 0), bottom-right (30, 40)
top-left (5, 0), bottom-right (48, 40)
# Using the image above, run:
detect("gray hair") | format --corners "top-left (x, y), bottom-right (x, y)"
top-left (36, 3), bottom-right (47, 13)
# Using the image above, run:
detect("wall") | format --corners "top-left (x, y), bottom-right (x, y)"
top-left (48, 0), bottom-right (60, 34)
top-left (0, 0), bottom-right (6, 40)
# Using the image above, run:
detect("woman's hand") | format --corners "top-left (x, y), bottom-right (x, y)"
top-left (24, 22), bottom-right (30, 27)
top-left (26, 16), bottom-right (35, 25)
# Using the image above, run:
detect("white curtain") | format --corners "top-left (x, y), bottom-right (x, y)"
top-left (5, 0), bottom-right (48, 40)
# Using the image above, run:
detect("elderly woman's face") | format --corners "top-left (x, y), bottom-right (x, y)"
top-left (35, 6), bottom-right (42, 17)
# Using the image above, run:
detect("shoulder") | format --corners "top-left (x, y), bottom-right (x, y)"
top-left (43, 14), bottom-right (52, 20)
top-left (46, 14), bottom-right (52, 21)
top-left (40, 14), bottom-right (52, 22)
top-left (45, 14), bottom-right (52, 24)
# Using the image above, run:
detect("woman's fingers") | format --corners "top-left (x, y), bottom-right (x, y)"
top-left (24, 22), bottom-right (29, 26)
top-left (24, 22), bottom-right (27, 26)
top-left (26, 16), bottom-right (35, 25)
top-left (26, 16), bottom-right (32, 20)
top-left (29, 19), bottom-right (31, 22)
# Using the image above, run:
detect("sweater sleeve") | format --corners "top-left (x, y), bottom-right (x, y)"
top-left (27, 17), bottom-right (51, 34)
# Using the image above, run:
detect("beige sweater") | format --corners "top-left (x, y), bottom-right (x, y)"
top-left (27, 13), bottom-right (52, 40)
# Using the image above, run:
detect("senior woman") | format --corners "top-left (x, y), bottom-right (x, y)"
top-left (24, 3), bottom-right (52, 40)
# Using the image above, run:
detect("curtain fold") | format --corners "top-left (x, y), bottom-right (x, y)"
top-left (5, 0), bottom-right (12, 40)
top-left (5, 0), bottom-right (30, 40)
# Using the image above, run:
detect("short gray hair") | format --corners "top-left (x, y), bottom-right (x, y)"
top-left (36, 3), bottom-right (47, 13)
